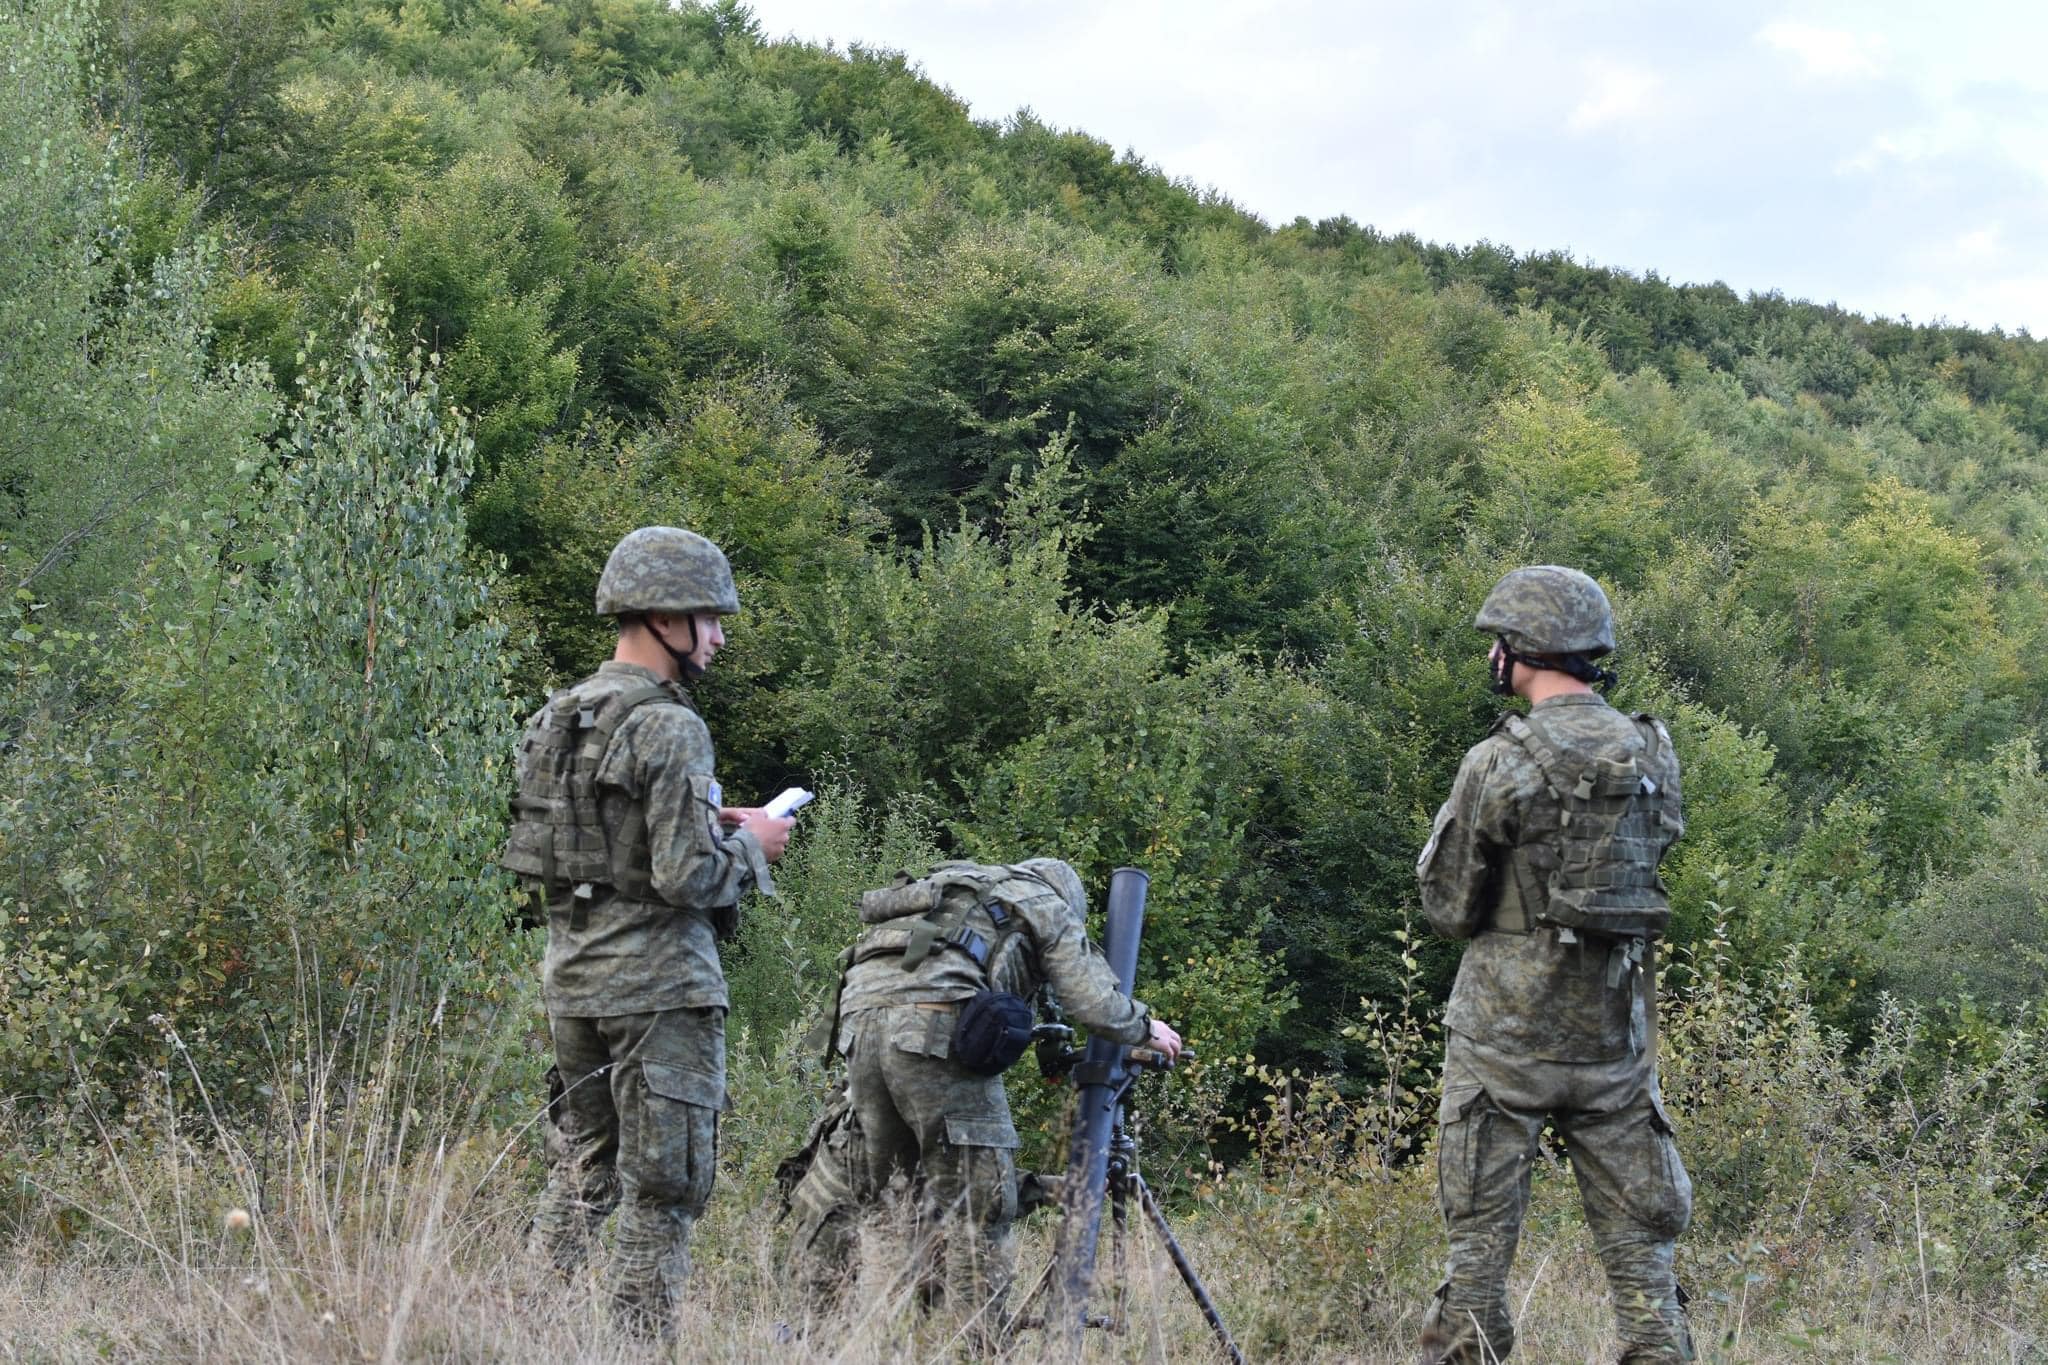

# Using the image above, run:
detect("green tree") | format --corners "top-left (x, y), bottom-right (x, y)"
top-left (97, 0), bottom-right (311, 219)
top-left (1473, 387), bottom-right (1668, 583)
top-left (0, 0), bottom-right (274, 619)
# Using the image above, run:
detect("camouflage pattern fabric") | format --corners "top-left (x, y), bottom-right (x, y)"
top-left (1417, 693), bottom-right (1692, 1364)
top-left (1474, 564), bottom-right (1616, 656)
top-left (594, 525), bottom-right (740, 618)
top-left (517, 661), bottom-right (773, 1017)
top-left (1424, 1034), bottom-right (1693, 1363)
top-left (785, 1005), bottom-right (1020, 1339)
top-left (1419, 695), bottom-right (1682, 1060)
top-left (514, 658), bottom-right (767, 1336)
top-left (529, 1006), bottom-right (725, 1336)
top-left (837, 864), bottom-right (1154, 1029)
top-left (783, 862), bottom-right (1153, 1336)
top-left (1489, 707), bottom-right (1678, 940)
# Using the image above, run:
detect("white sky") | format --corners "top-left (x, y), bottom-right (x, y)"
top-left (744, 0), bottom-right (2048, 336)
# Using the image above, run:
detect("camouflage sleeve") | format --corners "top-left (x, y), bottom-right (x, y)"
top-left (1653, 719), bottom-right (1685, 856)
top-left (607, 703), bottom-right (770, 911)
top-left (1022, 895), bottom-right (1151, 1047)
top-left (1417, 737), bottom-right (1526, 940)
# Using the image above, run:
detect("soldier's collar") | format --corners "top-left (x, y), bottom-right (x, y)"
top-left (1529, 692), bottom-right (1607, 710)
top-left (597, 660), bottom-right (669, 685)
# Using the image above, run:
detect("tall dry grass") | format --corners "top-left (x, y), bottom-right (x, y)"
top-left (3, 929), bottom-right (2043, 1362)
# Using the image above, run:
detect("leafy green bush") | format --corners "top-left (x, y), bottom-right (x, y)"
top-left (0, 277), bottom-right (518, 1114)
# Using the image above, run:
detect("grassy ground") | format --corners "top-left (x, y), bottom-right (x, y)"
top-left (5, 948), bottom-right (2042, 1362)
top-left (1, 1110), bottom-right (2040, 1364)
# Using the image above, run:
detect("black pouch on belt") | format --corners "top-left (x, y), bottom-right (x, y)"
top-left (949, 991), bottom-right (1037, 1076)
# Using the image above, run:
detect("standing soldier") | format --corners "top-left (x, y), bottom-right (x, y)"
top-left (782, 857), bottom-right (1182, 1343)
top-left (1416, 566), bottom-right (1692, 1365)
top-left (503, 526), bottom-right (793, 1337)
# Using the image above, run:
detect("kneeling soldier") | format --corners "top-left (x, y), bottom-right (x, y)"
top-left (783, 857), bottom-right (1182, 1340)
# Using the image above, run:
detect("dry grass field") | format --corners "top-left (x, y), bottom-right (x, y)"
top-left (0, 1146), bottom-right (2037, 1363)
top-left (2, 975), bottom-right (2041, 1365)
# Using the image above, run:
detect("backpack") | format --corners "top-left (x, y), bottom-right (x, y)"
top-left (1495, 710), bottom-right (1677, 940)
top-left (500, 680), bottom-right (680, 924)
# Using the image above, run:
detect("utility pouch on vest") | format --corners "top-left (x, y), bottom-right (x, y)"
top-left (949, 990), bottom-right (1037, 1076)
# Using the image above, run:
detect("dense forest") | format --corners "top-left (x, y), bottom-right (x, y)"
top-left (4, 0), bottom-right (2046, 1356)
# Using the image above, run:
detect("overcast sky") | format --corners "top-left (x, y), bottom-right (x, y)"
top-left (744, 0), bottom-right (2048, 336)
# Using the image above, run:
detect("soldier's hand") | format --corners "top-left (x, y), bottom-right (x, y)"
top-left (1146, 1019), bottom-right (1184, 1062)
top-left (717, 805), bottom-right (764, 830)
top-left (740, 811), bottom-right (794, 862)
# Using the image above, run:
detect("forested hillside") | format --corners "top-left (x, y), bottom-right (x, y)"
top-left (4, 0), bottom-right (2046, 1357)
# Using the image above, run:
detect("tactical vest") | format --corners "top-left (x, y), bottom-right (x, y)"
top-left (1492, 709), bottom-right (1676, 940)
top-left (806, 864), bottom-right (1041, 1062)
top-left (500, 679), bottom-right (689, 918)
top-left (847, 863), bottom-right (1036, 984)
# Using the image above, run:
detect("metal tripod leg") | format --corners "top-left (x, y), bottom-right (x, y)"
top-left (1011, 1095), bottom-right (1246, 1362)
top-left (1133, 1172), bottom-right (1248, 1364)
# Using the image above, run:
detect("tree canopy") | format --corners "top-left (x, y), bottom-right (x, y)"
top-left (7, 0), bottom-right (2048, 1107)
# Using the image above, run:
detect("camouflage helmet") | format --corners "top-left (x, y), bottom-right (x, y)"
top-left (594, 526), bottom-right (740, 618)
top-left (1474, 565), bottom-right (1616, 657)
top-left (1014, 858), bottom-right (1088, 917)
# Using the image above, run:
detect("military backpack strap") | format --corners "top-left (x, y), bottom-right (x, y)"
top-left (1632, 711), bottom-right (1665, 766)
top-left (575, 682), bottom-right (679, 924)
top-left (1491, 715), bottom-right (1559, 935)
top-left (577, 679), bottom-right (679, 749)
top-left (1499, 713), bottom-right (1571, 801)
top-left (979, 878), bottom-right (1040, 985)
top-left (899, 883), bottom-right (1000, 972)
top-left (1632, 711), bottom-right (1683, 863)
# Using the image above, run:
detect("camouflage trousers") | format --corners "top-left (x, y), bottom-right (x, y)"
top-left (1423, 1030), bottom-right (1693, 1365)
top-left (784, 1005), bottom-right (1021, 1337)
top-left (529, 1006), bottom-right (725, 1336)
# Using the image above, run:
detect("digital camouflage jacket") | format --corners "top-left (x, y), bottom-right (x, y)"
top-left (513, 661), bottom-right (773, 1017)
top-left (1418, 693), bottom-right (1684, 1063)
top-left (837, 863), bottom-right (1151, 1047)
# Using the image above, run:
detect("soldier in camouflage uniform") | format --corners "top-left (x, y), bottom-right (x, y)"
top-left (1416, 566), bottom-right (1692, 1365)
top-left (783, 857), bottom-right (1182, 1340)
top-left (504, 526), bottom-right (794, 1336)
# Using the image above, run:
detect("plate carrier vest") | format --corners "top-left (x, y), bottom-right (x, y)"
top-left (806, 863), bottom-right (1041, 1063)
top-left (500, 680), bottom-right (686, 927)
top-left (1492, 709), bottom-right (1677, 941)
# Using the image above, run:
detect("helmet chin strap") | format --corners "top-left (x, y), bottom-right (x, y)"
top-left (650, 614), bottom-right (705, 681)
top-left (1493, 637), bottom-right (1617, 696)
top-left (1490, 638), bottom-right (1520, 696)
